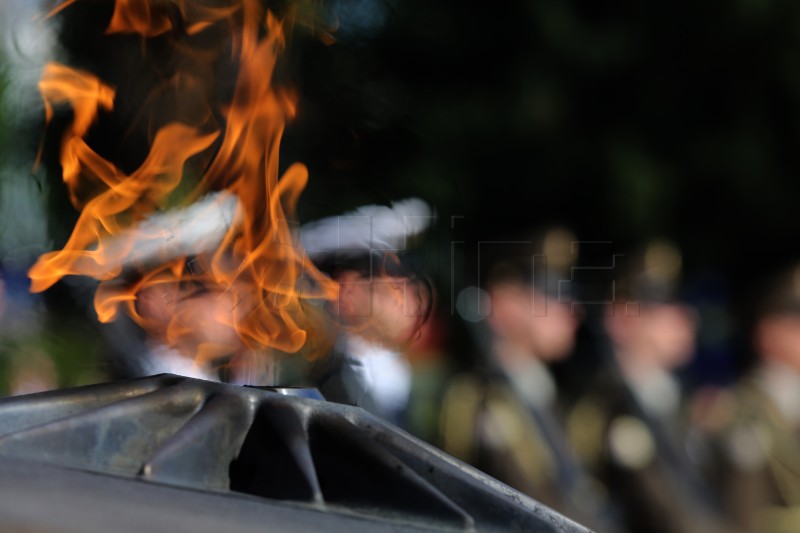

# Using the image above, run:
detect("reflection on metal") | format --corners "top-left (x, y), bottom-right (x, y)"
top-left (248, 385), bottom-right (326, 400)
top-left (0, 375), bottom-right (590, 532)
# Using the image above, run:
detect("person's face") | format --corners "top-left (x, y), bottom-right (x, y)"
top-left (527, 292), bottom-right (580, 362)
top-left (757, 314), bottom-right (800, 371)
top-left (489, 283), bottom-right (579, 361)
top-left (136, 282), bottom-right (245, 359)
top-left (642, 304), bottom-right (697, 369)
top-left (607, 302), bottom-right (696, 370)
top-left (336, 271), bottom-right (428, 347)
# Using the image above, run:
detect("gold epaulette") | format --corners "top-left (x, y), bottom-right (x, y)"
top-left (440, 374), bottom-right (483, 462)
top-left (567, 396), bottom-right (607, 468)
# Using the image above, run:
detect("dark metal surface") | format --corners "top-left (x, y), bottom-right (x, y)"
top-left (0, 374), bottom-right (591, 532)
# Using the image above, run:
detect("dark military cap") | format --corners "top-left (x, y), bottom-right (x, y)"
top-left (485, 227), bottom-right (578, 302)
top-left (618, 239), bottom-right (684, 304)
top-left (756, 263), bottom-right (800, 318)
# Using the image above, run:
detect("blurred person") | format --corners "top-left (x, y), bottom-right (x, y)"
top-left (0, 265), bottom-right (105, 395)
top-left (130, 250), bottom-right (432, 399)
top-left (8, 348), bottom-right (57, 396)
top-left (695, 263), bottom-right (800, 533)
top-left (109, 196), bottom-right (433, 388)
top-left (309, 252), bottom-right (433, 426)
top-left (568, 240), bottom-right (731, 533)
top-left (133, 272), bottom-right (252, 382)
top-left (440, 229), bottom-right (620, 531)
top-left (0, 276), bottom-right (5, 324)
top-left (403, 315), bottom-right (454, 443)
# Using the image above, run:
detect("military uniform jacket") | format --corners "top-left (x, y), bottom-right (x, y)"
top-left (701, 372), bottom-right (800, 533)
top-left (569, 367), bottom-right (731, 533)
top-left (440, 370), bottom-right (619, 532)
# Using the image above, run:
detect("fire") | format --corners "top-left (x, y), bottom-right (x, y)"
top-left (30, 0), bottom-right (338, 366)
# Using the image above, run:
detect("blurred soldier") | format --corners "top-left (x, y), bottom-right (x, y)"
top-left (404, 315), bottom-right (455, 443)
top-left (440, 228), bottom-right (620, 531)
top-left (308, 251), bottom-right (433, 426)
top-left (124, 197), bottom-right (433, 390)
top-left (697, 263), bottom-right (800, 533)
top-left (568, 239), bottom-right (731, 533)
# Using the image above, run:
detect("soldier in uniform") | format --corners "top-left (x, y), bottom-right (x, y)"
top-left (439, 228), bottom-right (620, 532)
top-left (697, 263), bottom-right (800, 533)
top-left (307, 251), bottom-right (433, 426)
top-left (568, 240), bottom-right (732, 533)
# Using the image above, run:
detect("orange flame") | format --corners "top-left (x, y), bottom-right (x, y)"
top-left (30, 0), bottom-right (338, 366)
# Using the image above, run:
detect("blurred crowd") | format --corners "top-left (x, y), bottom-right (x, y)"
top-left (435, 230), bottom-right (800, 533)
top-left (3, 222), bottom-right (800, 533)
top-left (378, 228), bottom-right (800, 533)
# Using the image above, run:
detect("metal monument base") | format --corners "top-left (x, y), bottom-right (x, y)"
top-left (0, 374), bottom-right (589, 532)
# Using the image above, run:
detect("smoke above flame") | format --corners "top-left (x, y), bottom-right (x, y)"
top-left (29, 0), bottom-right (338, 364)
